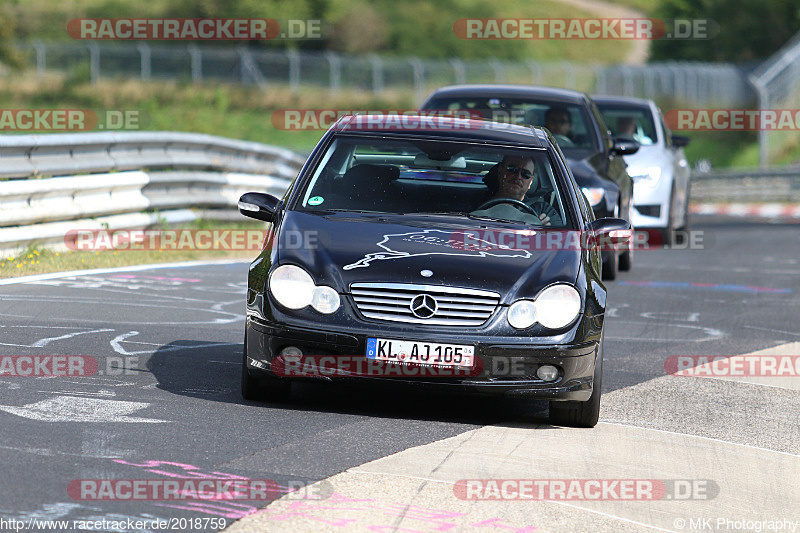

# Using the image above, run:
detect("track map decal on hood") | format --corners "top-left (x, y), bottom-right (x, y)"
top-left (343, 229), bottom-right (535, 270)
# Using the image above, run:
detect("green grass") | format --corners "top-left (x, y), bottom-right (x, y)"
top-left (682, 131), bottom-right (760, 169)
top-left (0, 219), bottom-right (264, 278)
top-left (2, 71), bottom-right (787, 172)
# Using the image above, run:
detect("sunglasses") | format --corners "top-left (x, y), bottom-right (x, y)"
top-left (505, 164), bottom-right (533, 180)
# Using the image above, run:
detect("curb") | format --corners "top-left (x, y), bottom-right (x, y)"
top-left (690, 203), bottom-right (800, 219)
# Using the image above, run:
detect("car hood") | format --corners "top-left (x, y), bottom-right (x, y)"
top-left (276, 211), bottom-right (582, 303)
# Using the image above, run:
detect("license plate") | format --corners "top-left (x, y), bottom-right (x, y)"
top-left (366, 338), bottom-right (474, 367)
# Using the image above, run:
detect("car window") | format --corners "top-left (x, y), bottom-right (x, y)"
top-left (297, 136), bottom-right (573, 228)
top-left (423, 97), bottom-right (598, 151)
top-left (597, 104), bottom-right (659, 145)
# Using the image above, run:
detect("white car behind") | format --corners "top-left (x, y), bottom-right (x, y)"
top-left (594, 96), bottom-right (691, 244)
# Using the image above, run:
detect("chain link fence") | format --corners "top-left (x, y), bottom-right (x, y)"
top-left (15, 41), bottom-right (755, 107)
top-left (12, 36), bottom-right (800, 167)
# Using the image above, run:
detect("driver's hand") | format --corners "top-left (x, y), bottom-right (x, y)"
top-left (538, 212), bottom-right (551, 226)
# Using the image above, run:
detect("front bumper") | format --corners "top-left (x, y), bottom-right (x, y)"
top-left (631, 176), bottom-right (672, 228)
top-left (245, 316), bottom-right (600, 402)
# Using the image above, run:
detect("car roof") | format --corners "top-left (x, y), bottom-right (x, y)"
top-left (591, 95), bottom-right (654, 107)
top-left (424, 84), bottom-right (589, 104)
top-left (332, 113), bottom-right (551, 148)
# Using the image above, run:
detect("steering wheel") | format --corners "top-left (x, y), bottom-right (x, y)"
top-left (475, 198), bottom-right (541, 216)
top-left (528, 199), bottom-right (560, 222)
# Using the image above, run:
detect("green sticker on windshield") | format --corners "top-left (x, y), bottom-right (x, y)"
top-left (308, 196), bottom-right (324, 206)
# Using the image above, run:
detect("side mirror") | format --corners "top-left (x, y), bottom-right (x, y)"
top-left (586, 218), bottom-right (632, 249)
top-left (238, 192), bottom-right (280, 222)
top-left (611, 136), bottom-right (639, 156)
top-left (671, 135), bottom-right (691, 148)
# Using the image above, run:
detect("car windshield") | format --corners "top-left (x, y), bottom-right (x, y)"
top-left (598, 104), bottom-right (659, 145)
top-left (296, 136), bottom-right (572, 228)
top-left (422, 97), bottom-right (598, 151)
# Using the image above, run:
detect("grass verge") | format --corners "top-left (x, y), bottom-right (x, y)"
top-left (0, 219), bottom-right (264, 279)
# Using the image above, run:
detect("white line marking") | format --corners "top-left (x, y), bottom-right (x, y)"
top-left (30, 328), bottom-right (115, 348)
top-left (110, 331), bottom-right (239, 356)
top-left (0, 396), bottom-right (167, 423)
top-left (744, 325), bottom-right (800, 337)
top-left (0, 295), bottom-right (244, 325)
top-left (0, 259), bottom-right (248, 286)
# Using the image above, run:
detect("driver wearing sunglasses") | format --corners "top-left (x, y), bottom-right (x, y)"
top-left (472, 155), bottom-right (553, 226)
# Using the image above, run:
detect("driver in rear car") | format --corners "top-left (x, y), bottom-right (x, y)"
top-left (472, 155), bottom-right (553, 226)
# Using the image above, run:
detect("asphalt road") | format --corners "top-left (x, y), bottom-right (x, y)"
top-left (0, 217), bottom-right (798, 532)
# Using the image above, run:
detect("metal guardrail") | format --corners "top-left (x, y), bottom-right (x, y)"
top-left (2, 130), bottom-right (798, 253)
top-left (690, 167), bottom-right (800, 203)
top-left (0, 131), bottom-right (306, 252)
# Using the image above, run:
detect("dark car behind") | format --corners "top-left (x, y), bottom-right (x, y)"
top-left (420, 84), bottom-right (638, 280)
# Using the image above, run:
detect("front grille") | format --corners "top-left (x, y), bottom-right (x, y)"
top-left (350, 282), bottom-right (500, 326)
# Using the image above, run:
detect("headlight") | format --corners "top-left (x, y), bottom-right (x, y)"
top-left (507, 284), bottom-right (581, 330)
top-left (269, 265), bottom-right (341, 314)
top-left (269, 265), bottom-right (316, 310)
top-left (581, 187), bottom-right (605, 206)
top-left (508, 300), bottom-right (537, 329)
top-left (311, 285), bottom-right (340, 314)
top-left (534, 284), bottom-right (582, 329)
top-left (628, 166), bottom-right (662, 186)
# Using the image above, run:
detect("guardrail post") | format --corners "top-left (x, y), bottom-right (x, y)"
top-left (137, 42), bottom-right (151, 81)
top-left (87, 42), bottom-right (100, 84)
top-left (288, 49), bottom-right (300, 93)
top-left (326, 51), bottom-right (341, 97)
top-left (622, 66), bottom-right (633, 96)
top-left (749, 74), bottom-right (769, 168)
top-left (527, 61), bottom-right (541, 85)
top-left (449, 58), bottom-right (465, 85)
top-left (369, 54), bottom-right (384, 95)
top-left (409, 56), bottom-right (425, 104)
top-left (489, 59), bottom-right (505, 83)
top-left (187, 45), bottom-right (202, 82)
top-left (33, 41), bottom-right (46, 78)
top-left (562, 61), bottom-right (576, 89)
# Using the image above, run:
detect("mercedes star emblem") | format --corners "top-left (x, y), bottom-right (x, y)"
top-left (410, 294), bottom-right (438, 319)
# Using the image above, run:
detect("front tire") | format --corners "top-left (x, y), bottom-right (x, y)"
top-left (660, 183), bottom-right (678, 246)
top-left (241, 331), bottom-right (291, 402)
top-left (601, 250), bottom-right (618, 280)
top-left (618, 199), bottom-right (633, 272)
top-left (549, 336), bottom-right (603, 428)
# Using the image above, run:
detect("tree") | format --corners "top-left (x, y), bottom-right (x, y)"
top-left (651, 0), bottom-right (800, 62)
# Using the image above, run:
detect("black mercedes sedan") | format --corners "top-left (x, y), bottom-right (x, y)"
top-left (419, 84), bottom-right (639, 280)
top-left (238, 114), bottom-right (631, 427)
